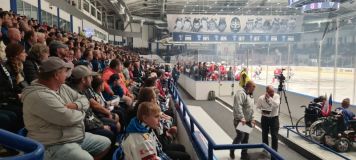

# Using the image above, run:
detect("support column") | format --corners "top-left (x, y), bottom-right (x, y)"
top-left (333, 19), bottom-right (339, 98)
top-left (38, 0), bottom-right (42, 24)
top-left (70, 15), bottom-right (73, 33)
top-left (10, 0), bottom-right (17, 14)
top-left (318, 41), bottom-right (323, 96)
top-left (57, 7), bottom-right (60, 29)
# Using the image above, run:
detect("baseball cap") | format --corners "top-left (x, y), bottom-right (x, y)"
top-left (72, 65), bottom-right (98, 79)
top-left (40, 57), bottom-right (72, 73)
top-left (49, 40), bottom-right (68, 51)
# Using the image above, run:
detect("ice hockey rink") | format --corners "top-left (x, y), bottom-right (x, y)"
top-left (249, 65), bottom-right (356, 105)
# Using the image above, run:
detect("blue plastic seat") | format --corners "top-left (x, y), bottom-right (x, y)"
top-left (0, 129), bottom-right (44, 160)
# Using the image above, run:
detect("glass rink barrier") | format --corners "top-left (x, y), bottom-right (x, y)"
top-left (168, 80), bottom-right (284, 160)
top-left (0, 129), bottom-right (45, 160)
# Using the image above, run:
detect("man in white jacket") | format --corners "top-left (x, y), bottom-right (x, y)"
top-left (22, 57), bottom-right (111, 160)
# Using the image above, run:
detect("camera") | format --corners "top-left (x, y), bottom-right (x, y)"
top-left (277, 69), bottom-right (286, 92)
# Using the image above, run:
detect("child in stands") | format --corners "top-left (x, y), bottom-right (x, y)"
top-left (122, 102), bottom-right (171, 160)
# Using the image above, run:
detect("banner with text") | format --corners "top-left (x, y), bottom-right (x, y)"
top-left (167, 14), bottom-right (303, 33)
top-left (167, 14), bottom-right (303, 42)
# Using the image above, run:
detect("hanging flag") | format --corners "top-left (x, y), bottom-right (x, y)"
top-left (321, 94), bottom-right (332, 116)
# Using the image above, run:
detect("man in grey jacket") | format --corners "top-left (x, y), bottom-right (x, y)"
top-left (230, 81), bottom-right (256, 160)
top-left (22, 57), bottom-right (111, 160)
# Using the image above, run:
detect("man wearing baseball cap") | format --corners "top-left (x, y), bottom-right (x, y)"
top-left (68, 65), bottom-right (119, 146)
top-left (22, 57), bottom-right (111, 160)
top-left (49, 40), bottom-right (68, 59)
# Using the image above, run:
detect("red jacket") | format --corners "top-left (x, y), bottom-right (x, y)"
top-left (102, 67), bottom-right (116, 95)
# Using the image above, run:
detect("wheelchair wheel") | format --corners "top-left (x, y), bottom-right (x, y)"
top-left (309, 120), bottom-right (325, 142)
top-left (335, 138), bottom-right (351, 152)
top-left (296, 117), bottom-right (308, 136)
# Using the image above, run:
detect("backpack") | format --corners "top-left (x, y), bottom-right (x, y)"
top-left (208, 90), bottom-right (216, 101)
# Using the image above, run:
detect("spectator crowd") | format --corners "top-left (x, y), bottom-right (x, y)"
top-left (0, 8), bottom-right (189, 160)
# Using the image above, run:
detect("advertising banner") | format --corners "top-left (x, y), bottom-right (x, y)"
top-left (167, 14), bottom-right (303, 34)
top-left (167, 14), bottom-right (303, 42)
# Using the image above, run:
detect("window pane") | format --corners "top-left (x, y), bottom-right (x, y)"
top-left (17, 0), bottom-right (23, 15)
top-left (52, 15), bottom-right (57, 27)
top-left (91, 6), bottom-right (96, 17)
top-left (31, 6), bottom-right (38, 20)
top-left (77, 0), bottom-right (81, 10)
top-left (83, 1), bottom-right (89, 12)
top-left (48, 13), bottom-right (53, 26)
top-left (24, 2), bottom-right (31, 18)
top-left (41, 11), bottom-right (47, 23)
top-left (67, 22), bottom-right (71, 32)
top-left (97, 11), bottom-right (101, 21)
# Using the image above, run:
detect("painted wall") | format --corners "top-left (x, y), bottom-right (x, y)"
top-left (40, 0), bottom-right (57, 16)
top-left (3, 0), bottom-right (11, 11)
top-left (133, 24), bottom-right (150, 48)
top-left (72, 16), bottom-right (82, 33)
top-left (59, 8), bottom-right (70, 21)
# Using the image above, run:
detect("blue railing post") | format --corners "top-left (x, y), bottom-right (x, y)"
top-left (190, 118), bottom-right (194, 132)
top-left (168, 78), bottom-right (285, 160)
top-left (208, 142), bottom-right (214, 160)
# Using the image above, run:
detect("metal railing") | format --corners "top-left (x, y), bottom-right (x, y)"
top-left (0, 129), bottom-right (45, 160)
top-left (168, 81), bottom-right (284, 160)
top-left (284, 125), bottom-right (351, 160)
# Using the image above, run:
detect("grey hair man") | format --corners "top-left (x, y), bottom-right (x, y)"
top-left (230, 80), bottom-right (256, 160)
top-left (22, 57), bottom-right (111, 160)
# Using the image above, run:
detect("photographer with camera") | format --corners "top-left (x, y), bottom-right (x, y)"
top-left (256, 85), bottom-right (280, 156)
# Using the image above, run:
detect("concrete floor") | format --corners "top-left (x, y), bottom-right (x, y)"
top-left (177, 87), bottom-right (306, 160)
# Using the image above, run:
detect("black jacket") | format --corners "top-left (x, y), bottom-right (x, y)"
top-left (23, 58), bottom-right (40, 84)
top-left (0, 62), bottom-right (22, 105)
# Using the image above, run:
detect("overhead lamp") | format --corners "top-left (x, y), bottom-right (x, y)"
top-left (119, 4), bottom-right (125, 14)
